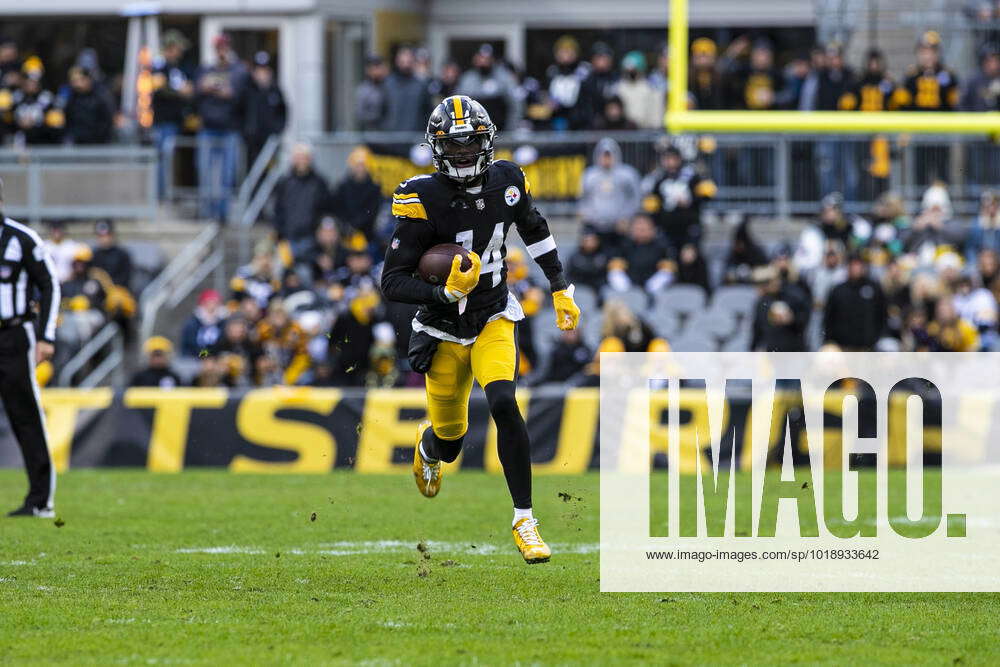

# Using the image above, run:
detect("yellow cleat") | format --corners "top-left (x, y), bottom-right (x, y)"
top-left (512, 517), bottom-right (552, 564)
top-left (413, 420), bottom-right (442, 498)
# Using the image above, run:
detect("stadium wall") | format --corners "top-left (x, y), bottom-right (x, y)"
top-left (4, 387), bottom-right (599, 474)
top-left (0, 387), bottom-right (944, 473)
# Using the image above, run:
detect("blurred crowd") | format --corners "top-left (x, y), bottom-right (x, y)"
top-left (118, 127), bottom-right (1000, 389)
top-left (39, 219), bottom-right (159, 386)
top-left (0, 32), bottom-right (288, 221)
top-left (355, 30), bottom-right (1000, 134)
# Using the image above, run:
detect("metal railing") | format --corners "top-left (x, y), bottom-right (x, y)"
top-left (0, 146), bottom-right (157, 223)
top-left (240, 130), bottom-right (998, 221)
top-left (56, 321), bottom-right (125, 388)
top-left (138, 223), bottom-right (224, 351)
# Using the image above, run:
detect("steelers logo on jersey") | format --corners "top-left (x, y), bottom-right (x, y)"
top-left (504, 185), bottom-right (521, 207)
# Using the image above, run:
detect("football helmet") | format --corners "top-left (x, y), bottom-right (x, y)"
top-left (425, 95), bottom-right (496, 184)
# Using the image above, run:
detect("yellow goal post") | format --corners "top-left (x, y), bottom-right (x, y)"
top-left (665, 0), bottom-right (1000, 134)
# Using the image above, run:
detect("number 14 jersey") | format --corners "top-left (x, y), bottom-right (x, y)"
top-left (381, 160), bottom-right (567, 344)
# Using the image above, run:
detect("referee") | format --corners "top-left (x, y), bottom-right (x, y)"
top-left (0, 178), bottom-right (60, 518)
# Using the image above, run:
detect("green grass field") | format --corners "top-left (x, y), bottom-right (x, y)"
top-left (1, 469), bottom-right (998, 665)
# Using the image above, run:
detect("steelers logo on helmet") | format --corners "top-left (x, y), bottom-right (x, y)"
top-left (425, 95), bottom-right (496, 184)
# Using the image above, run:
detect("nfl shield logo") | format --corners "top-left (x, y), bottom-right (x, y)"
top-left (475, 199), bottom-right (485, 210)
top-left (390, 237), bottom-right (400, 250)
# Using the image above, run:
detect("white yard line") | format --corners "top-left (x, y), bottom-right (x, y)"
top-left (175, 541), bottom-right (601, 557)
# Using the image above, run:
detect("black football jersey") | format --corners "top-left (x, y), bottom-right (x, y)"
top-left (381, 160), bottom-right (567, 341)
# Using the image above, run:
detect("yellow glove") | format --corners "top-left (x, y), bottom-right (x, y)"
top-left (552, 284), bottom-right (580, 331)
top-left (443, 251), bottom-right (481, 302)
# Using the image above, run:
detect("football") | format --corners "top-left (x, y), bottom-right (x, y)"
top-left (417, 243), bottom-right (472, 284)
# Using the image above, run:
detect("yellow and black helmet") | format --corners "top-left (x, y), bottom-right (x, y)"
top-left (425, 95), bottom-right (496, 184)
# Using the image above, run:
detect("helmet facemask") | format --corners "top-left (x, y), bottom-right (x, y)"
top-left (427, 128), bottom-right (495, 184)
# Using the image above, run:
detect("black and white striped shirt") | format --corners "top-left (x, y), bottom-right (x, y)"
top-left (0, 217), bottom-right (59, 343)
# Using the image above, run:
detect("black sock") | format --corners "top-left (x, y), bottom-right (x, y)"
top-left (421, 425), bottom-right (463, 463)
top-left (484, 380), bottom-right (532, 509)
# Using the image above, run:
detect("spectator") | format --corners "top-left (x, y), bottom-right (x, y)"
top-left (191, 353), bottom-right (231, 388)
top-left (531, 328), bottom-right (591, 385)
top-left (544, 35), bottom-right (587, 130)
top-left (575, 42), bottom-right (618, 129)
top-left (841, 48), bottom-right (897, 112)
top-left (807, 241), bottom-right (849, 310)
top-left (953, 272), bottom-right (999, 349)
top-left (58, 245), bottom-right (107, 361)
top-left (12, 59), bottom-right (64, 145)
top-left (327, 289), bottom-right (380, 386)
top-left (648, 43), bottom-right (670, 95)
top-left (899, 31), bottom-right (959, 111)
top-left (608, 213), bottom-right (673, 293)
top-left (795, 46), bottom-right (825, 111)
top-left (427, 59), bottom-right (461, 106)
top-left (195, 33), bottom-right (246, 221)
top-left (91, 219), bottom-right (132, 289)
top-left (927, 296), bottom-right (980, 351)
top-left (615, 51), bottom-right (661, 128)
top-left (675, 243), bottom-right (710, 293)
top-left (816, 44), bottom-right (858, 200)
top-left (231, 241), bottom-right (278, 308)
top-left (354, 54), bottom-right (388, 130)
top-left (823, 255), bottom-right (887, 350)
top-left (750, 266), bottom-right (810, 351)
top-left (723, 216), bottom-right (769, 284)
top-left (592, 95), bottom-right (637, 130)
top-left (272, 143), bottom-right (331, 258)
top-left (966, 191), bottom-right (1000, 262)
top-left (151, 30), bottom-right (195, 200)
top-left (962, 45), bottom-right (1000, 110)
top-left (724, 36), bottom-right (781, 110)
top-left (44, 220), bottom-right (82, 283)
top-left (130, 336), bottom-right (182, 388)
top-left (641, 144), bottom-right (716, 252)
top-left (212, 315), bottom-right (257, 386)
top-left (180, 288), bottom-right (225, 358)
top-left (794, 192), bottom-right (870, 273)
top-left (599, 299), bottom-right (662, 352)
top-left (0, 38), bottom-right (19, 87)
top-left (329, 146), bottom-right (383, 245)
top-left (962, 46), bottom-right (1000, 186)
top-left (365, 322), bottom-right (402, 388)
top-left (242, 52), bottom-right (287, 169)
top-left (63, 66), bottom-right (114, 144)
top-left (904, 183), bottom-right (958, 259)
top-left (253, 299), bottom-right (310, 385)
top-left (302, 217), bottom-right (348, 286)
top-left (566, 227), bottom-right (610, 294)
top-left (333, 249), bottom-right (377, 295)
top-left (456, 44), bottom-right (518, 130)
top-left (689, 38), bottom-right (723, 109)
top-left (776, 51), bottom-right (812, 109)
top-left (578, 137), bottom-right (641, 242)
top-left (382, 46), bottom-right (429, 131)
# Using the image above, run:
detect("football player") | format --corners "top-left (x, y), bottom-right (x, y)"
top-left (380, 95), bottom-right (580, 563)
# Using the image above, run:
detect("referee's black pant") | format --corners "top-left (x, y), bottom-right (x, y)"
top-left (1, 323), bottom-right (54, 510)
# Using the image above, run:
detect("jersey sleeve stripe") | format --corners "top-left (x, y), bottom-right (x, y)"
top-left (393, 192), bottom-right (421, 200)
top-left (526, 235), bottom-right (557, 259)
top-left (391, 201), bottom-right (428, 220)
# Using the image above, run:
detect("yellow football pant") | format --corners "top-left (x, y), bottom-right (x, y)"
top-left (425, 318), bottom-right (517, 440)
